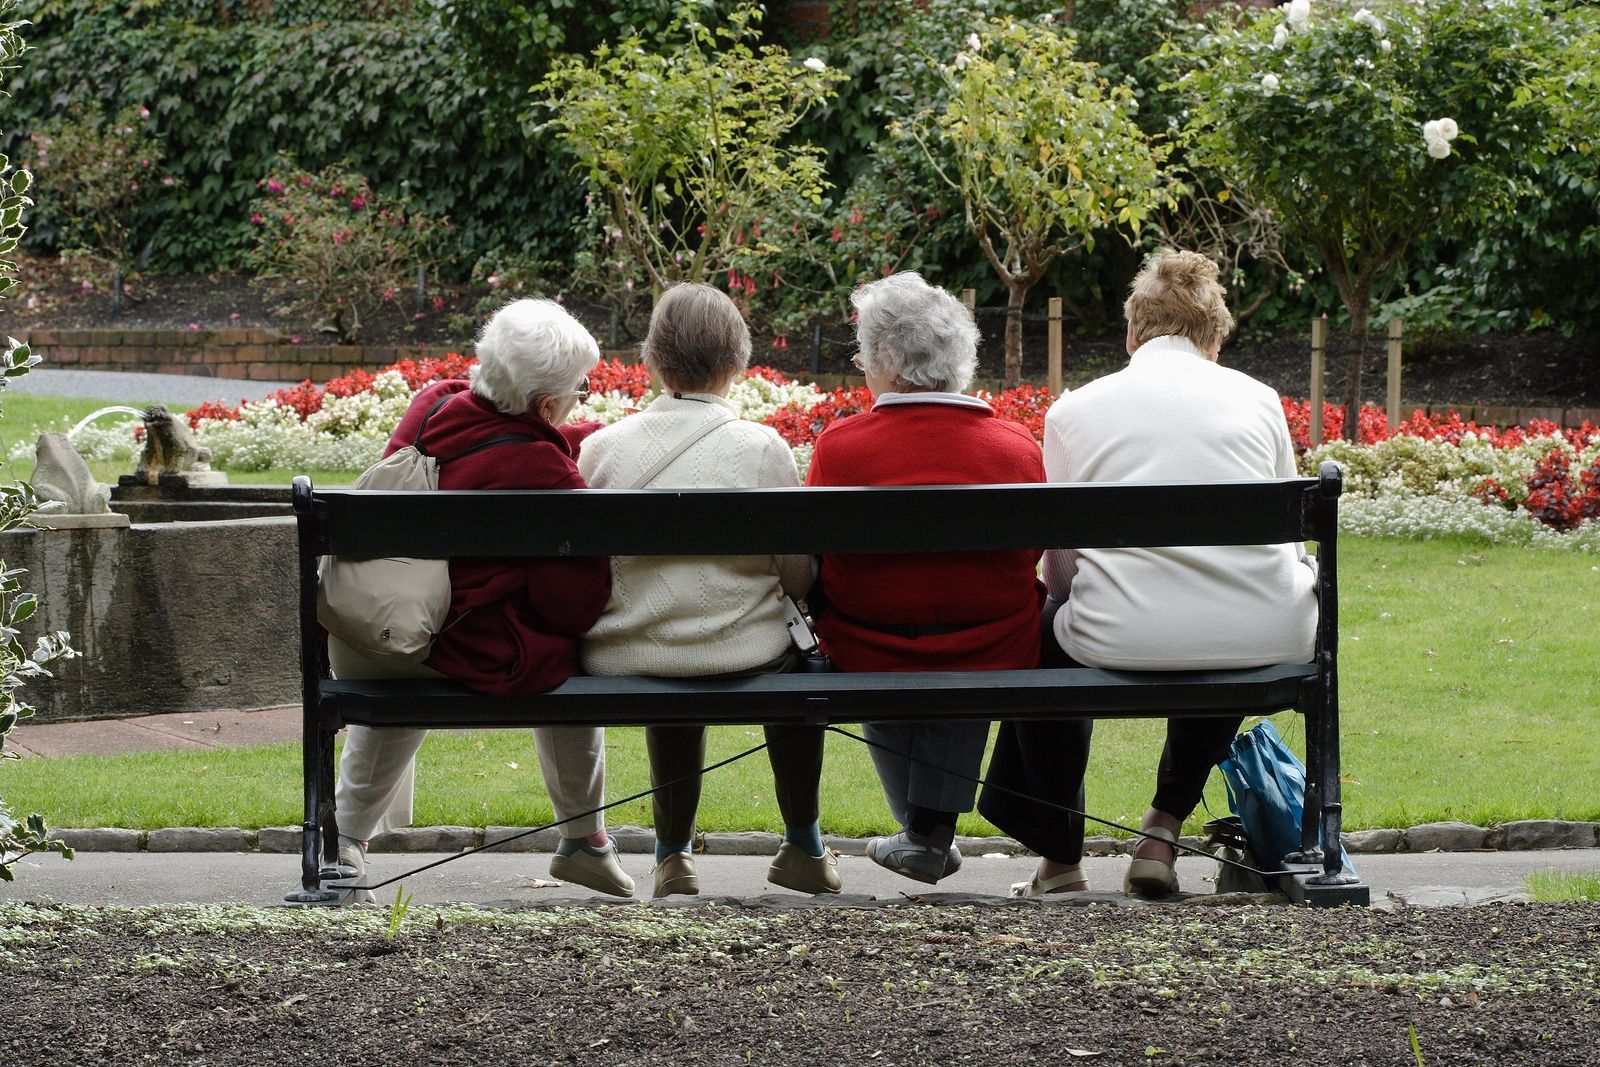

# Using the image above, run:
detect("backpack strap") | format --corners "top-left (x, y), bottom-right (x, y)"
top-left (412, 393), bottom-right (456, 458)
top-left (412, 391), bottom-right (537, 464)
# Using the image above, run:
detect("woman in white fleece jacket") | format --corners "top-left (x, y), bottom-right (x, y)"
top-left (979, 251), bottom-right (1318, 900)
top-left (579, 283), bottom-right (836, 899)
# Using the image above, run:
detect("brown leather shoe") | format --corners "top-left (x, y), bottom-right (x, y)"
top-left (767, 842), bottom-right (843, 894)
top-left (652, 851), bottom-right (700, 898)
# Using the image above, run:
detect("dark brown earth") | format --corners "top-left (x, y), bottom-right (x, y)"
top-left (9, 254), bottom-right (1598, 408)
top-left (5, 898), bottom-right (1598, 1066)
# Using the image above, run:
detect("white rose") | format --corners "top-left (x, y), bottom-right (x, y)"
top-left (954, 52), bottom-right (971, 69)
top-left (803, 56), bottom-right (827, 73)
top-left (1273, 24), bottom-right (1290, 48)
top-left (1426, 137), bottom-right (1451, 159)
top-left (1041, 12), bottom-right (1054, 22)
top-left (1380, 38), bottom-right (1392, 52)
top-left (1422, 119), bottom-right (1442, 141)
top-left (1261, 73), bottom-right (1281, 92)
top-left (1436, 117), bottom-right (1459, 140)
top-left (966, 32), bottom-right (982, 52)
top-left (1286, 0), bottom-right (1311, 33)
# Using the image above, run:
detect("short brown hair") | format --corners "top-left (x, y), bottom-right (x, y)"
top-left (643, 283), bottom-right (751, 391)
top-left (1124, 250), bottom-right (1235, 351)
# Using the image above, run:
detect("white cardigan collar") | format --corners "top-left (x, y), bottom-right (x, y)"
top-left (1130, 335), bottom-right (1208, 363)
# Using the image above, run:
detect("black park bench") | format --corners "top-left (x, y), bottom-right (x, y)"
top-left (286, 461), bottom-right (1367, 907)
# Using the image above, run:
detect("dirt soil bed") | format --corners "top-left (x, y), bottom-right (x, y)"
top-left (9, 256), bottom-right (1597, 409)
top-left (6, 898), bottom-right (1598, 1066)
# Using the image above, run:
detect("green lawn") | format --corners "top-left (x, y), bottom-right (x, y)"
top-left (0, 392), bottom-right (355, 487)
top-left (3, 535), bottom-right (1595, 839)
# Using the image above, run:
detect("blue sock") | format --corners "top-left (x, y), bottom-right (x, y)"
top-left (655, 841), bottom-right (692, 863)
top-left (784, 820), bottom-right (825, 858)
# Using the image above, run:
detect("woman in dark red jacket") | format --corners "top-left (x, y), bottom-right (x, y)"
top-left (807, 272), bottom-right (1046, 885)
top-left (331, 300), bottom-right (632, 899)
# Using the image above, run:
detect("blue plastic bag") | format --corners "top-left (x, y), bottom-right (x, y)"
top-left (1218, 720), bottom-right (1355, 874)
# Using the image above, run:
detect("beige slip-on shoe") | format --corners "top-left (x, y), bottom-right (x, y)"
top-left (652, 850), bottom-right (700, 898)
top-left (767, 842), bottom-right (843, 895)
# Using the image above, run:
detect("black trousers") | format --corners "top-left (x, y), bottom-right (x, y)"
top-left (646, 649), bottom-right (824, 848)
top-left (978, 600), bottom-right (1243, 864)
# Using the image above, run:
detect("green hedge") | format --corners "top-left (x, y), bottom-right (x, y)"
top-left (4, 1), bottom-right (580, 271)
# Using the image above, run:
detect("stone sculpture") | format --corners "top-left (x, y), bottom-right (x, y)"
top-left (133, 403), bottom-right (222, 486)
top-left (30, 431), bottom-right (111, 514)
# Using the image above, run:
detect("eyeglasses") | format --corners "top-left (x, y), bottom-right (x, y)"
top-left (570, 376), bottom-right (592, 400)
top-left (850, 354), bottom-right (865, 372)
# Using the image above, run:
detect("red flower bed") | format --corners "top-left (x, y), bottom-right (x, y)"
top-left (763, 385), bottom-right (876, 447)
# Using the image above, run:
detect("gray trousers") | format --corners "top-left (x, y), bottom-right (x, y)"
top-left (863, 719), bottom-right (989, 824)
top-left (329, 637), bottom-right (606, 842)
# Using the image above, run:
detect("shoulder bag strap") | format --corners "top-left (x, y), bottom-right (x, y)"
top-left (627, 415), bottom-right (735, 490)
top-left (414, 391), bottom-right (540, 465)
top-left (411, 393), bottom-right (456, 457)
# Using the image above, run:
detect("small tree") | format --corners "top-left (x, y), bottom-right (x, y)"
top-left (23, 103), bottom-right (171, 286)
top-left (2, 0), bottom-right (75, 881)
top-left (1179, 0), bottom-right (1571, 435)
top-left (908, 16), bottom-right (1173, 387)
top-left (247, 160), bottom-right (443, 343)
top-left (538, 1), bottom-right (843, 296)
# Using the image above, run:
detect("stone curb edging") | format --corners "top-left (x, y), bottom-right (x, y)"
top-left (48, 818), bottom-right (1600, 856)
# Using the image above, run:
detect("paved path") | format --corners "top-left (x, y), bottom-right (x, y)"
top-left (5, 367), bottom-right (294, 406)
top-left (7, 705), bottom-right (1599, 909)
top-left (5, 848), bottom-right (1593, 909)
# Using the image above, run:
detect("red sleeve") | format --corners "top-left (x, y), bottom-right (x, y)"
top-left (519, 555), bottom-right (612, 635)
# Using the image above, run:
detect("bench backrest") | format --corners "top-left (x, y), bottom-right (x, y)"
top-left (292, 462), bottom-right (1342, 558)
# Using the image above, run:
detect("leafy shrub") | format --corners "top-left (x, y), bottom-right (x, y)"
top-left (538, 2), bottom-right (843, 294)
top-left (247, 160), bottom-right (443, 342)
top-left (21, 102), bottom-right (171, 279)
top-left (1, 0), bottom-right (74, 882)
top-left (4, 7), bottom-right (576, 270)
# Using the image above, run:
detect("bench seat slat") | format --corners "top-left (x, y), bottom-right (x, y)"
top-left (320, 664), bottom-right (1316, 730)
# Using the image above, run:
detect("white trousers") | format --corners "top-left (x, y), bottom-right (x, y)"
top-left (329, 637), bottom-right (606, 842)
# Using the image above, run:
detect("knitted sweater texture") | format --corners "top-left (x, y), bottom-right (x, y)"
top-left (578, 393), bottom-right (814, 677)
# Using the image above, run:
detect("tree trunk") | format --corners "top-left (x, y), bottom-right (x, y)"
top-left (1004, 281), bottom-right (1028, 390)
top-left (1341, 288), bottom-right (1371, 441)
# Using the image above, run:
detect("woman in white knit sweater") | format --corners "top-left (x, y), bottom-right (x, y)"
top-left (579, 283), bottom-right (836, 898)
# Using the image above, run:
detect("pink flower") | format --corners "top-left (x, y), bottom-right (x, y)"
top-left (229, 312), bottom-right (241, 321)
top-left (290, 335), bottom-right (303, 345)
top-left (129, 181), bottom-right (139, 191)
top-left (267, 179), bottom-right (284, 194)
top-left (333, 232), bottom-right (347, 245)
top-left (383, 288), bottom-right (396, 300)
top-left (432, 297), bottom-right (444, 310)
top-left (162, 175), bottom-right (175, 186)
top-left (187, 322), bottom-right (200, 331)
top-left (81, 280), bottom-right (95, 293)
top-left (139, 106), bottom-right (150, 118)
top-left (250, 213), bottom-right (264, 225)
top-left (350, 196), bottom-right (365, 209)
top-left (486, 274), bottom-right (501, 289)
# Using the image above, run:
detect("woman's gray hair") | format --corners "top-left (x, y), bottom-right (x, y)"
top-left (471, 299), bottom-right (600, 414)
top-left (851, 272), bottom-right (979, 393)
top-left (643, 282), bottom-right (751, 391)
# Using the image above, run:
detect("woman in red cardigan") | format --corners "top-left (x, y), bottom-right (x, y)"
top-left (330, 299), bottom-right (632, 901)
top-left (806, 272), bottom-right (1046, 884)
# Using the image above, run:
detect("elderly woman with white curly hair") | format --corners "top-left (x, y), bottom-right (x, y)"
top-left (806, 272), bottom-right (1047, 885)
top-left (330, 299), bottom-right (635, 901)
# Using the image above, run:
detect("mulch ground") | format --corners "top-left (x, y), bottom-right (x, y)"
top-left (10, 254), bottom-right (1598, 409)
top-left (5, 898), bottom-right (1597, 1066)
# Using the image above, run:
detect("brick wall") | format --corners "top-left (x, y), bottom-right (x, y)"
top-left (15, 328), bottom-right (462, 384)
